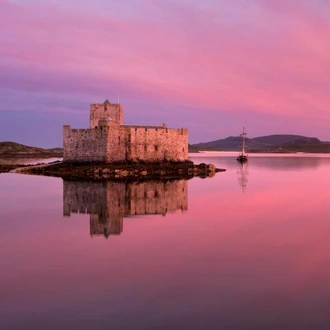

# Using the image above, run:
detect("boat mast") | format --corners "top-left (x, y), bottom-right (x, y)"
top-left (241, 126), bottom-right (247, 154)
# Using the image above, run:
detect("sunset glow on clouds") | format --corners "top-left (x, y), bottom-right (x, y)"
top-left (1, 0), bottom-right (330, 147)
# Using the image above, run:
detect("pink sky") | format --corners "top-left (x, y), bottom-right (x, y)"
top-left (1, 0), bottom-right (330, 147)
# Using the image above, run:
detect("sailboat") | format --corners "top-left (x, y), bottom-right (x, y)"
top-left (236, 127), bottom-right (248, 162)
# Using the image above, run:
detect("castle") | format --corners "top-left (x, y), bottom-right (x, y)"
top-left (63, 100), bottom-right (188, 163)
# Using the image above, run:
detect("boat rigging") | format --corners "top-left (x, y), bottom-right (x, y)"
top-left (237, 127), bottom-right (248, 163)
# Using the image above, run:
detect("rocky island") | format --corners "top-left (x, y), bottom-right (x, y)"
top-left (1, 100), bottom-right (225, 179)
top-left (10, 160), bottom-right (224, 180)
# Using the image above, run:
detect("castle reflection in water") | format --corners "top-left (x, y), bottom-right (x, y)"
top-left (63, 180), bottom-right (188, 238)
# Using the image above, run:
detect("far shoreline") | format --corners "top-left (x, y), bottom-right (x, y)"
top-left (0, 152), bottom-right (63, 159)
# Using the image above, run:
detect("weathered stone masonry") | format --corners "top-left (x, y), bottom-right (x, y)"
top-left (63, 100), bottom-right (188, 163)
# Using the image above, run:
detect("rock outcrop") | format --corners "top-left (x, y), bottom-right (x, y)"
top-left (9, 160), bottom-right (225, 180)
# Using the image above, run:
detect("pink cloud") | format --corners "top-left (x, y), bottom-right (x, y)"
top-left (1, 0), bottom-right (330, 141)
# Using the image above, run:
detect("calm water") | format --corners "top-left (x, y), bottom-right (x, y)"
top-left (1, 153), bottom-right (330, 329)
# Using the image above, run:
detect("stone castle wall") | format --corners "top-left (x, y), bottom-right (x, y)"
top-left (106, 124), bottom-right (126, 163)
top-left (90, 101), bottom-right (123, 128)
top-left (63, 125), bottom-right (108, 162)
top-left (63, 100), bottom-right (188, 163)
top-left (125, 126), bottom-right (188, 162)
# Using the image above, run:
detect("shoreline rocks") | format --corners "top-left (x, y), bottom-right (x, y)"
top-left (6, 160), bottom-right (226, 180)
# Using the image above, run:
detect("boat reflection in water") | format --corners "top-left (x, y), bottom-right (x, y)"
top-left (63, 179), bottom-right (188, 238)
top-left (237, 161), bottom-right (249, 192)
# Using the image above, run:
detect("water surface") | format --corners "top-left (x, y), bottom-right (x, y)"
top-left (1, 153), bottom-right (330, 329)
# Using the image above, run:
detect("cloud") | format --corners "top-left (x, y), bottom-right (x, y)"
top-left (1, 0), bottom-right (330, 144)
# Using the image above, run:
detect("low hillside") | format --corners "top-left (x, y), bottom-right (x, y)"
top-left (0, 141), bottom-right (63, 157)
top-left (190, 135), bottom-right (330, 153)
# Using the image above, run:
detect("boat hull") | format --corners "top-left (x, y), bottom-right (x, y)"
top-left (237, 155), bottom-right (248, 162)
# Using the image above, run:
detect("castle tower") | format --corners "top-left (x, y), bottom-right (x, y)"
top-left (89, 99), bottom-right (123, 128)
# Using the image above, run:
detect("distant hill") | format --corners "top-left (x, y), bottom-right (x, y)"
top-left (190, 134), bottom-right (330, 153)
top-left (0, 141), bottom-right (63, 157)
